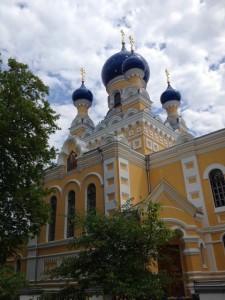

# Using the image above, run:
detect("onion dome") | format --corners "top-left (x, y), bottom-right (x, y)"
top-left (101, 48), bottom-right (131, 86)
top-left (160, 83), bottom-right (181, 104)
top-left (101, 35), bottom-right (150, 86)
top-left (72, 68), bottom-right (93, 103)
top-left (122, 53), bottom-right (145, 73)
top-left (72, 82), bottom-right (93, 103)
top-left (160, 69), bottom-right (181, 104)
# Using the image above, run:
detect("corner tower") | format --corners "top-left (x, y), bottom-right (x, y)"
top-left (70, 68), bottom-right (95, 137)
top-left (160, 69), bottom-right (181, 130)
top-left (160, 69), bottom-right (193, 143)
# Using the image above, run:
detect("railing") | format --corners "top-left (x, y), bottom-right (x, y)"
top-left (31, 253), bottom-right (76, 281)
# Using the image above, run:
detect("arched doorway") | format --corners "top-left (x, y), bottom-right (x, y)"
top-left (158, 229), bottom-right (185, 297)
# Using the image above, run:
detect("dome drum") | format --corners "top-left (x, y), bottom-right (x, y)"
top-left (123, 68), bottom-right (145, 80)
top-left (73, 98), bottom-right (92, 109)
top-left (163, 101), bottom-right (180, 114)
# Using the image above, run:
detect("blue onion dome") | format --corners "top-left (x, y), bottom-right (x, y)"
top-left (160, 83), bottom-right (181, 104)
top-left (72, 82), bottom-right (93, 103)
top-left (101, 48), bottom-right (132, 86)
top-left (122, 53), bottom-right (145, 73)
top-left (101, 44), bottom-right (150, 86)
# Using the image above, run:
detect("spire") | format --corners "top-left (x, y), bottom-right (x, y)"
top-left (120, 29), bottom-right (126, 50)
top-left (80, 67), bottom-right (86, 85)
top-left (129, 35), bottom-right (135, 53)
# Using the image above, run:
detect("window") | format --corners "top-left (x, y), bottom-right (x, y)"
top-left (87, 183), bottom-right (96, 213)
top-left (48, 196), bottom-right (57, 241)
top-left (67, 151), bottom-right (77, 172)
top-left (209, 169), bottom-right (225, 207)
top-left (67, 191), bottom-right (75, 238)
top-left (200, 243), bottom-right (207, 267)
top-left (16, 257), bottom-right (21, 273)
top-left (114, 92), bottom-right (121, 107)
top-left (223, 234), bottom-right (225, 249)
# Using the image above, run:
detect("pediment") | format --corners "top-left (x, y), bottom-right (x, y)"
top-left (143, 180), bottom-right (203, 218)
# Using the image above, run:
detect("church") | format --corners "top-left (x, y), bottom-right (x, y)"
top-left (20, 33), bottom-right (225, 300)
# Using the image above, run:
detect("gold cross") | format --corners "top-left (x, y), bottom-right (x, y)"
top-left (165, 68), bottom-right (170, 84)
top-left (80, 67), bottom-right (86, 83)
top-left (120, 29), bottom-right (125, 44)
top-left (129, 35), bottom-right (135, 52)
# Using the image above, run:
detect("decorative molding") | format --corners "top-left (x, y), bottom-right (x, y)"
top-left (63, 179), bottom-right (81, 190)
top-left (81, 172), bottom-right (104, 186)
top-left (83, 110), bottom-right (177, 144)
top-left (144, 179), bottom-right (203, 218)
top-left (183, 248), bottom-right (200, 255)
top-left (150, 128), bottom-right (225, 168)
top-left (104, 158), bottom-right (117, 215)
top-left (203, 163), bottom-right (225, 179)
top-left (49, 185), bottom-right (63, 195)
top-left (118, 157), bottom-right (131, 207)
top-left (162, 217), bottom-right (197, 231)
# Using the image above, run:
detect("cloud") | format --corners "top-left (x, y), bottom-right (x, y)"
top-left (1, 0), bottom-right (225, 149)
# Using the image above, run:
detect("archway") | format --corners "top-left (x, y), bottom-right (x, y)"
top-left (158, 229), bottom-right (185, 297)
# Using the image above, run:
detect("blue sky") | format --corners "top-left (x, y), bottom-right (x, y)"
top-left (1, 0), bottom-right (225, 150)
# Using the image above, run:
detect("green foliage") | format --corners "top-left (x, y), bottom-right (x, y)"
top-left (0, 266), bottom-right (26, 300)
top-left (51, 201), bottom-right (174, 299)
top-left (0, 56), bottom-right (59, 265)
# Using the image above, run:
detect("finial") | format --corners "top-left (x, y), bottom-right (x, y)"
top-left (165, 68), bottom-right (170, 85)
top-left (129, 35), bottom-right (135, 53)
top-left (120, 29), bottom-right (125, 50)
top-left (80, 67), bottom-right (86, 84)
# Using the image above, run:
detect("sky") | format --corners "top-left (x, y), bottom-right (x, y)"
top-left (1, 0), bottom-right (225, 151)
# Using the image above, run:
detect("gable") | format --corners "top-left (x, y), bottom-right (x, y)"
top-left (143, 180), bottom-right (203, 219)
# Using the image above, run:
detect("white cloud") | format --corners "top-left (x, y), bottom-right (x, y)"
top-left (1, 0), bottom-right (225, 149)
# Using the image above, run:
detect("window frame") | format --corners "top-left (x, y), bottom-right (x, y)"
top-left (114, 92), bottom-right (121, 107)
top-left (209, 168), bottom-right (225, 209)
top-left (67, 151), bottom-right (77, 172)
top-left (87, 183), bottom-right (96, 213)
top-left (48, 195), bottom-right (57, 242)
top-left (66, 190), bottom-right (76, 238)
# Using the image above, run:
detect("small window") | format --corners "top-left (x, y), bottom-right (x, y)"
top-left (67, 151), bottom-right (77, 172)
top-left (87, 183), bottom-right (96, 213)
top-left (16, 257), bottom-right (21, 273)
top-left (114, 92), bottom-right (121, 107)
top-left (67, 191), bottom-right (75, 238)
top-left (200, 243), bottom-right (207, 267)
top-left (209, 169), bottom-right (225, 207)
top-left (48, 196), bottom-right (57, 241)
top-left (223, 234), bottom-right (225, 249)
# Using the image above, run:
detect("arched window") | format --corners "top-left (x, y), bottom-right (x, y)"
top-left (48, 196), bottom-right (57, 241)
top-left (209, 169), bottom-right (225, 207)
top-left (67, 151), bottom-right (77, 172)
top-left (87, 183), bottom-right (96, 213)
top-left (67, 191), bottom-right (75, 238)
top-left (114, 92), bottom-right (121, 107)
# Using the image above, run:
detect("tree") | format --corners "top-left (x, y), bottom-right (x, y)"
top-left (51, 201), bottom-right (174, 300)
top-left (0, 266), bottom-right (26, 300)
top-left (0, 56), bottom-right (59, 265)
